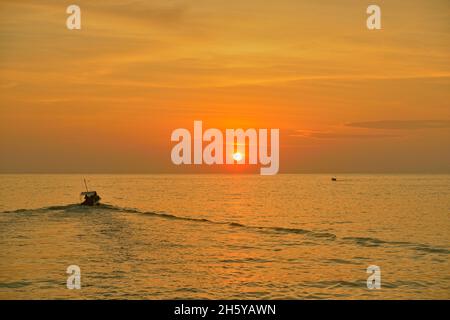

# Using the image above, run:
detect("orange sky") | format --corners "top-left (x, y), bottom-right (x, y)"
top-left (0, 0), bottom-right (449, 173)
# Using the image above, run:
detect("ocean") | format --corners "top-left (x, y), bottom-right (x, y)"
top-left (0, 174), bottom-right (449, 299)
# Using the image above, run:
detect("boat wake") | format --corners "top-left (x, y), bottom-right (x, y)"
top-left (2, 203), bottom-right (449, 255)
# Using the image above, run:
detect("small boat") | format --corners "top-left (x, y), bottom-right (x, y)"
top-left (80, 191), bottom-right (101, 206)
top-left (80, 179), bottom-right (101, 206)
top-left (331, 177), bottom-right (337, 181)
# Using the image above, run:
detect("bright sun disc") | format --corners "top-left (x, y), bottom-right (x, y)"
top-left (233, 152), bottom-right (243, 161)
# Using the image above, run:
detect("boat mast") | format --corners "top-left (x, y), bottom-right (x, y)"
top-left (83, 178), bottom-right (89, 192)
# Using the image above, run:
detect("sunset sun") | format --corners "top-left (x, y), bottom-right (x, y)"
top-left (233, 152), bottom-right (243, 161)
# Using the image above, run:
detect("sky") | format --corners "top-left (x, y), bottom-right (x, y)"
top-left (0, 0), bottom-right (449, 173)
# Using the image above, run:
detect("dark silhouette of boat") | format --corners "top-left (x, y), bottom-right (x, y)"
top-left (80, 179), bottom-right (101, 206)
top-left (80, 191), bottom-right (101, 206)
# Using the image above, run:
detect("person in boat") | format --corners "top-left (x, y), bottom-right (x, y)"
top-left (80, 191), bottom-right (101, 206)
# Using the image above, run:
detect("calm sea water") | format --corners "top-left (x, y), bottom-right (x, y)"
top-left (0, 174), bottom-right (449, 299)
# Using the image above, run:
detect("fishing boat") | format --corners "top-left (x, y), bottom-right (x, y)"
top-left (80, 191), bottom-right (101, 206)
top-left (80, 179), bottom-right (101, 206)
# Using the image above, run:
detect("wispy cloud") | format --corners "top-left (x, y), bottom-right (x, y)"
top-left (346, 120), bottom-right (450, 130)
top-left (291, 129), bottom-right (400, 139)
